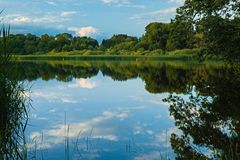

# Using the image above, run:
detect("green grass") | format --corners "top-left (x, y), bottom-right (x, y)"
top-left (14, 54), bottom-right (195, 61)
top-left (14, 49), bottom-right (198, 61)
top-left (168, 48), bottom-right (200, 55)
top-left (12, 48), bottom-right (223, 62)
top-left (46, 48), bottom-right (200, 56)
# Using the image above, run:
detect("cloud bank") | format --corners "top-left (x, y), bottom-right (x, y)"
top-left (68, 26), bottom-right (98, 37)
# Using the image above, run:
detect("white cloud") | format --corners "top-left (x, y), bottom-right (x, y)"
top-left (46, 1), bottom-right (57, 6)
top-left (103, 110), bottom-right (129, 121)
top-left (31, 114), bottom-right (48, 120)
top-left (101, 0), bottom-right (129, 5)
top-left (49, 109), bottom-right (56, 113)
top-left (68, 26), bottom-right (98, 37)
top-left (61, 97), bottom-right (78, 104)
top-left (7, 13), bottom-right (69, 25)
top-left (33, 14), bottom-right (69, 23)
top-left (60, 11), bottom-right (77, 17)
top-left (32, 91), bottom-right (78, 104)
top-left (133, 125), bottom-right (143, 135)
top-left (129, 7), bottom-right (177, 23)
top-left (26, 110), bottom-right (128, 150)
top-left (169, 0), bottom-right (185, 5)
top-left (92, 135), bottom-right (118, 141)
top-left (45, 110), bottom-right (129, 143)
top-left (129, 94), bottom-right (168, 107)
top-left (146, 130), bottom-right (154, 135)
top-left (124, 4), bottom-right (146, 9)
top-left (9, 15), bottom-right (31, 24)
top-left (30, 132), bottom-right (42, 140)
top-left (68, 78), bottom-right (97, 89)
top-left (101, 0), bottom-right (145, 8)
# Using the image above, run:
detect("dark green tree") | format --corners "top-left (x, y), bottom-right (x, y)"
top-left (166, 16), bottom-right (194, 51)
top-left (140, 22), bottom-right (171, 51)
top-left (176, 0), bottom-right (240, 61)
top-left (101, 34), bottom-right (138, 50)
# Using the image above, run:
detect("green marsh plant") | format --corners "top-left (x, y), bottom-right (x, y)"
top-left (0, 16), bottom-right (30, 160)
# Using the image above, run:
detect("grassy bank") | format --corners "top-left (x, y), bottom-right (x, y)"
top-left (14, 54), bottom-right (195, 61)
top-left (14, 49), bottom-right (200, 61)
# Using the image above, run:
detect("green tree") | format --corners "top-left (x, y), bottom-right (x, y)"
top-left (72, 37), bottom-right (98, 50)
top-left (24, 33), bottom-right (38, 54)
top-left (101, 34), bottom-right (138, 50)
top-left (166, 16), bottom-right (194, 51)
top-left (8, 34), bottom-right (26, 54)
top-left (38, 34), bottom-right (55, 53)
top-left (177, 0), bottom-right (240, 61)
top-left (140, 22), bottom-right (171, 51)
top-left (55, 33), bottom-right (72, 52)
top-left (202, 16), bottom-right (240, 61)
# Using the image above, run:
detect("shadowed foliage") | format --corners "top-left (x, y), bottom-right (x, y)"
top-left (0, 21), bottom-right (30, 160)
top-left (164, 66), bottom-right (240, 159)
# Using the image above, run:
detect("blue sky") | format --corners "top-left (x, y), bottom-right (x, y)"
top-left (1, 0), bottom-right (184, 40)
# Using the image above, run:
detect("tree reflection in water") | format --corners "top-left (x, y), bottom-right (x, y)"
top-left (10, 60), bottom-right (224, 94)
top-left (4, 59), bottom-right (239, 159)
top-left (164, 66), bottom-right (240, 159)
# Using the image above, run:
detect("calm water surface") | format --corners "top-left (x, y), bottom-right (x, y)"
top-left (6, 60), bottom-right (239, 159)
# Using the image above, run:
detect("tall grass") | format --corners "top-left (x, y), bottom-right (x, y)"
top-left (0, 18), bottom-right (30, 159)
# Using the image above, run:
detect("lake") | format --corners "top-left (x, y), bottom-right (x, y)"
top-left (1, 60), bottom-right (239, 160)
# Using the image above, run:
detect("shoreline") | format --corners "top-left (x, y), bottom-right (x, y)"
top-left (14, 54), bottom-right (195, 61)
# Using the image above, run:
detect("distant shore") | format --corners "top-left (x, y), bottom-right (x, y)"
top-left (13, 49), bottom-right (207, 61)
top-left (14, 54), bottom-right (194, 61)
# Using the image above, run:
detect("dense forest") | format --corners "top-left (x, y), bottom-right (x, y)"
top-left (5, 22), bottom-right (196, 56)
top-left (6, 33), bottom-right (99, 54)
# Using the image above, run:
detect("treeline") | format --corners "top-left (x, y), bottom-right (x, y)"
top-left (6, 21), bottom-right (198, 55)
top-left (101, 21), bottom-right (197, 54)
top-left (7, 33), bottom-right (98, 54)
top-left (5, 21), bottom-right (200, 55)
top-left (4, 0), bottom-right (240, 59)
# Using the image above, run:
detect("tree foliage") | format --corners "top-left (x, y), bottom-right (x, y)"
top-left (2, 0), bottom-right (239, 59)
top-left (166, 16), bottom-right (194, 51)
top-left (5, 33), bottom-right (99, 55)
top-left (140, 22), bottom-right (171, 51)
top-left (177, 0), bottom-right (240, 61)
top-left (101, 34), bottom-right (138, 52)
top-left (164, 66), bottom-right (240, 159)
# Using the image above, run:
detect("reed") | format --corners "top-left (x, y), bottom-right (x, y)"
top-left (0, 17), bottom-right (30, 159)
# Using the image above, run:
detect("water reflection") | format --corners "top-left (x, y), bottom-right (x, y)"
top-left (3, 60), bottom-right (238, 159)
top-left (165, 66), bottom-right (240, 159)
top-left (10, 60), bottom-right (224, 94)
top-left (25, 72), bottom-right (173, 159)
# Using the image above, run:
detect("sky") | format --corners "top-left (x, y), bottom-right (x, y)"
top-left (0, 0), bottom-right (185, 40)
